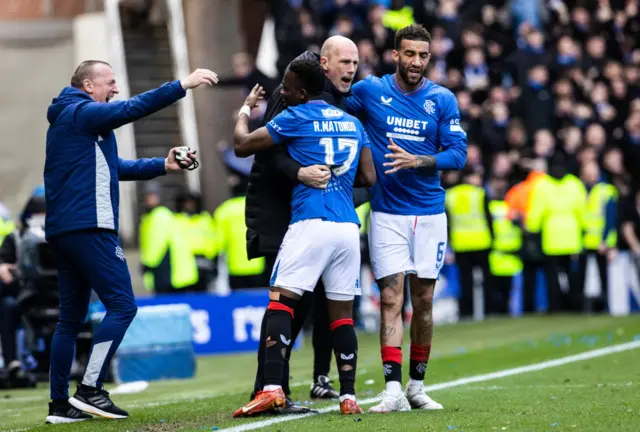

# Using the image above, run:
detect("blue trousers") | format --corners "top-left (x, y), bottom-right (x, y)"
top-left (49, 229), bottom-right (137, 400)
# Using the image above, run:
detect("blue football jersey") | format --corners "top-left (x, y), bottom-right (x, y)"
top-left (346, 75), bottom-right (467, 216)
top-left (266, 100), bottom-right (370, 225)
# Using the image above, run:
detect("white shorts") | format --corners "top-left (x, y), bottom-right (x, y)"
top-left (270, 219), bottom-right (361, 301)
top-left (368, 211), bottom-right (448, 280)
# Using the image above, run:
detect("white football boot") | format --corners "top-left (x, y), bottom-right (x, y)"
top-left (368, 390), bottom-right (412, 413)
top-left (406, 382), bottom-right (443, 410)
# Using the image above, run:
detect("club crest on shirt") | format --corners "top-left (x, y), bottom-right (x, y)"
top-left (424, 99), bottom-right (436, 115)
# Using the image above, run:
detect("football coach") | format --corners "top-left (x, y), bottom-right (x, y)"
top-left (43, 60), bottom-right (216, 424)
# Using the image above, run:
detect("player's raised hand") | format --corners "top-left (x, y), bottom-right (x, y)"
top-left (243, 84), bottom-right (266, 109)
top-left (181, 68), bottom-right (219, 89)
top-left (383, 138), bottom-right (418, 174)
top-left (298, 165), bottom-right (331, 189)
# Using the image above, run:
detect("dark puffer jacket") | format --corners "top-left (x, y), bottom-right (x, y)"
top-left (245, 51), bottom-right (368, 259)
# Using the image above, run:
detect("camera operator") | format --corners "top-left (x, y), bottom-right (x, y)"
top-left (0, 187), bottom-right (45, 387)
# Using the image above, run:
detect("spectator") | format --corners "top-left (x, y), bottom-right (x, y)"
top-left (517, 64), bottom-right (555, 137)
top-left (216, 52), bottom-right (279, 97)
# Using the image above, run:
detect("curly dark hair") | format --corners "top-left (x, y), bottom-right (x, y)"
top-left (288, 59), bottom-right (326, 97)
top-left (394, 24), bottom-right (432, 50)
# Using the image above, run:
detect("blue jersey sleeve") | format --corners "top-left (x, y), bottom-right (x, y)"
top-left (435, 91), bottom-right (467, 170)
top-left (266, 109), bottom-right (300, 144)
top-left (358, 124), bottom-right (371, 148)
top-left (345, 78), bottom-right (369, 115)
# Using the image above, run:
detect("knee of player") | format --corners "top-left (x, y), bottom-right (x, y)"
top-left (412, 290), bottom-right (434, 312)
top-left (379, 289), bottom-right (403, 312)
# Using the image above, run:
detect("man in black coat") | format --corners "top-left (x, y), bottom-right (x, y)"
top-left (245, 36), bottom-right (365, 412)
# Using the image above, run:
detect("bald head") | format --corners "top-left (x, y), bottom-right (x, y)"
top-left (320, 36), bottom-right (359, 93)
top-left (321, 36), bottom-right (357, 58)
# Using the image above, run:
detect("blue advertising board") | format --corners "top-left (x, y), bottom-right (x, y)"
top-left (132, 289), bottom-right (301, 355)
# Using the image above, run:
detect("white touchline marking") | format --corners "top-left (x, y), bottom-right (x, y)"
top-left (0, 395), bottom-right (47, 404)
top-left (452, 382), bottom-right (635, 391)
top-left (222, 340), bottom-right (640, 432)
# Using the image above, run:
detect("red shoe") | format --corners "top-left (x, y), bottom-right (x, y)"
top-left (340, 398), bottom-right (364, 415)
top-left (233, 388), bottom-right (287, 418)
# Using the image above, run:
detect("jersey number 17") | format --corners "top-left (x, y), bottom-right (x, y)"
top-left (319, 138), bottom-right (358, 176)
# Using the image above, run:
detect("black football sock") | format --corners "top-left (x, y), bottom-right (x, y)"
top-left (330, 319), bottom-right (357, 396)
top-left (263, 301), bottom-right (294, 388)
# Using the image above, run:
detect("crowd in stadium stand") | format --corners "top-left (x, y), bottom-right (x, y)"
top-left (269, 0), bottom-right (639, 188)
top-left (118, 0), bottom-right (640, 315)
top-left (209, 0), bottom-right (640, 314)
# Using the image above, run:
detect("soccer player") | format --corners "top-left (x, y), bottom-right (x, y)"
top-left (44, 60), bottom-right (217, 423)
top-left (345, 24), bottom-right (467, 412)
top-left (247, 36), bottom-right (363, 410)
top-left (232, 59), bottom-right (376, 417)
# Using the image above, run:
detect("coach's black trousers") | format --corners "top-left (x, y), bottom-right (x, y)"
top-left (251, 254), bottom-right (332, 398)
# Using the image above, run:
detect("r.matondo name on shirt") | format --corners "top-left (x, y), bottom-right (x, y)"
top-left (313, 121), bottom-right (357, 133)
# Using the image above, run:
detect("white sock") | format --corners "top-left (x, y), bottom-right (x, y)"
top-left (263, 385), bottom-right (282, 392)
top-left (339, 394), bottom-right (356, 402)
top-left (385, 381), bottom-right (402, 395)
top-left (407, 378), bottom-right (424, 390)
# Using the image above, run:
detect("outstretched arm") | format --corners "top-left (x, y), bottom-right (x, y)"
top-left (119, 146), bottom-right (198, 180)
top-left (118, 157), bottom-right (166, 181)
top-left (76, 69), bottom-right (218, 132)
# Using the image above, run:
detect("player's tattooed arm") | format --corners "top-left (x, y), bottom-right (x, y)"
top-left (415, 155), bottom-right (437, 173)
top-left (384, 138), bottom-right (437, 175)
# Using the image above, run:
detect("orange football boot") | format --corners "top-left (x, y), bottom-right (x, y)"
top-left (340, 398), bottom-right (364, 415)
top-left (233, 388), bottom-right (286, 418)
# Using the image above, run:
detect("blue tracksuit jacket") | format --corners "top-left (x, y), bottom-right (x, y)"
top-left (44, 80), bottom-right (186, 239)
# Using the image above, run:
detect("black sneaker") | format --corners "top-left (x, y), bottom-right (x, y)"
top-left (281, 397), bottom-right (318, 415)
top-left (310, 375), bottom-right (339, 399)
top-left (45, 399), bottom-right (93, 424)
top-left (69, 384), bottom-right (129, 419)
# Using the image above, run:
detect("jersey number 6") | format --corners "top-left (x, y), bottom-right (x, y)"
top-left (319, 137), bottom-right (358, 176)
top-left (436, 241), bottom-right (445, 264)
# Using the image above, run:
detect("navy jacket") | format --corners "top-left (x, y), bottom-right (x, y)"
top-left (44, 81), bottom-right (186, 239)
